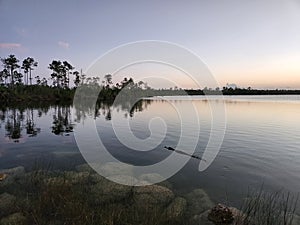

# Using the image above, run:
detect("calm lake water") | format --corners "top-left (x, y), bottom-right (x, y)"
top-left (1, 95), bottom-right (300, 210)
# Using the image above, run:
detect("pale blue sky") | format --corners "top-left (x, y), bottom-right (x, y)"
top-left (0, 0), bottom-right (300, 88)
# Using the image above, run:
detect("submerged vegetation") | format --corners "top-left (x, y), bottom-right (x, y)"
top-left (239, 187), bottom-right (299, 225)
top-left (0, 164), bottom-right (299, 225)
top-left (0, 164), bottom-right (202, 225)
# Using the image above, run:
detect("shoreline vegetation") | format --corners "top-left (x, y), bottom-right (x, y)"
top-left (0, 164), bottom-right (299, 225)
top-left (1, 54), bottom-right (300, 106)
top-left (2, 84), bottom-right (300, 106)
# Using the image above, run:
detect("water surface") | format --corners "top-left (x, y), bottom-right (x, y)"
top-left (0, 95), bottom-right (299, 210)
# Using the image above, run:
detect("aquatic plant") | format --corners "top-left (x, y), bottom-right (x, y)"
top-left (237, 187), bottom-right (299, 225)
top-left (1, 167), bottom-right (186, 225)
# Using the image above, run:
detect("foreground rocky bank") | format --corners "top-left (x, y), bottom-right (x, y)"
top-left (0, 164), bottom-right (299, 225)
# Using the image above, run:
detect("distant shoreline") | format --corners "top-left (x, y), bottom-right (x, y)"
top-left (1, 85), bottom-right (300, 106)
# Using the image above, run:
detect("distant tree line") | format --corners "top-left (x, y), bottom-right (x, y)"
top-left (1, 54), bottom-right (300, 105)
top-left (186, 87), bottom-right (300, 95)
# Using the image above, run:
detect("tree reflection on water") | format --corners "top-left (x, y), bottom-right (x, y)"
top-left (0, 108), bottom-right (41, 142)
top-left (52, 106), bottom-right (73, 135)
top-left (0, 99), bottom-right (153, 142)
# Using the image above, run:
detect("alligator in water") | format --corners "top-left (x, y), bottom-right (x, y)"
top-left (164, 146), bottom-right (206, 161)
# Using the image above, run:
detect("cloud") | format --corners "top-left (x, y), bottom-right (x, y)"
top-left (58, 41), bottom-right (69, 49)
top-left (0, 43), bottom-right (21, 49)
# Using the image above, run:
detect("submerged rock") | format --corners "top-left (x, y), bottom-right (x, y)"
top-left (91, 178), bottom-right (133, 204)
top-left (137, 173), bottom-right (173, 189)
top-left (165, 197), bottom-right (187, 219)
top-left (76, 162), bottom-right (134, 178)
top-left (208, 204), bottom-right (234, 224)
top-left (63, 171), bottom-right (90, 184)
top-left (191, 210), bottom-right (215, 225)
top-left (0, 212), bottom-right (27, 225)
top-left (191, 205), bottom-right (244, 225)
top-left (0, 166), bottom-right (25, 179)
top-left (75, 163), bottom-right (95, 173)
top-left (292, 214), bottom-right (300, 225)
top-left (133, 184), bottom-right (174, 207)
top-left (0, 173), bottom-right (7, 181)
top-left (228, 207), bottom-right (246, 225)
top-left (48, 220), bottom-right (63, 225)
top-left (0, 166), bottom-right (25, 189)
top-left (90, 173), bottom-right (105, 184)
top-left (138, 173), bottom-right (165, 184)
top-left (45, 176), bottom-right (70, 186)
top-left (100, 162), bottom-right (134, 177)
top-left (108, 174), bottom-right (139, 186)
top-left (0, 193), bottom-right (17, 217)
top-left (185, 189), bottom-right (214, 217)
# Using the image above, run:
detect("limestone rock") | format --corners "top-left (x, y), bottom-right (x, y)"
top-left (63, 171), bottom-right (90, 184)
top-left (228, 207), bottom-right (246, 224)
top-left (90, 178), bottom-right (133, 204)
top-left (48, 220), bottom-right (63, 225)
top-left (208, 204), bottom-right (234, 224)
top-left (185, 189), bottom-right (214, 217)
top-left (0, 167), bottom-right (25, 187)
top-left (0, 166), bottom-right (25, 178)
top-left (100, 162), bottom-right (134, 177)
top-left (0, 193), bottom-right (17, 217)
top-left (75, 163), bottom-right (95, 173)
top-left (0, 173), bottom-right (7, 181)
top-left (45, 176), bottom-right (70, 186)
top-left (138, 173), bottom-right (172, 189)
top-left (165, 197), bottom-right (187, 219)
top-left (133, 184), bottom-right (174, 207)
top-left (191, 210), bottom-right (215, 225)
top-left (139, 173), bottom-right (165, 184)
top-left (108, 175), bottom-right (139, 186)
top-left (191, 207), bottom-right (241, 225)
top-left (0, 212), bottom-right (26, 225)
top-left (292, 214), bottom-right (300, 225)
top-left (76, 162), bottom-right (134, 178)
top-left (90, 173), bottom-right (105, 184)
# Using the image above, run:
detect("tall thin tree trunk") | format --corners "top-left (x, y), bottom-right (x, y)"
top-left (25, 72), bottom-right (27, 85)
top-left (29, 69), bottom-right (32, 85)
top-left (10, 68), bottom-right (14, 85)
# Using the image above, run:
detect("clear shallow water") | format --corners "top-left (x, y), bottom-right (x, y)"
top-left (0, 95), bottom-right (300, 210)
